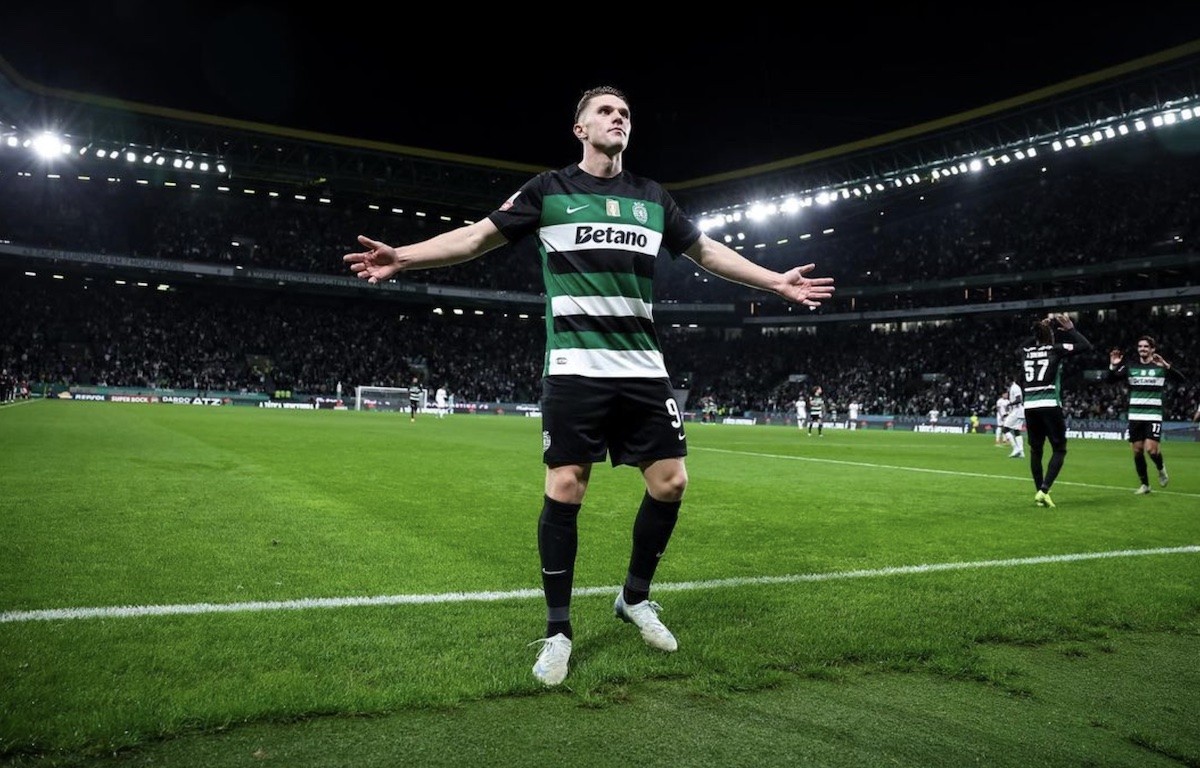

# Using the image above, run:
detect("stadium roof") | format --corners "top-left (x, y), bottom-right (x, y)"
top-left (2, 34), bottom-right (1200, 216)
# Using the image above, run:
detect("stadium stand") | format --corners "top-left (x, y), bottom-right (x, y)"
top-left (1, 47), bottom-right (1198, 426)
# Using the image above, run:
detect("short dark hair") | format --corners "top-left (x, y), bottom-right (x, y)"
top-left (575, 86), bottom-right (628, 123)
top-left (1138, 335), bottom-right (1156, 349)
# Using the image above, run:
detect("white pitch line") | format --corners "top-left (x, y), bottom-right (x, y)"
top-left (692, 446), bottom-right (1200, 497)
top-left (2, 546), bottom-right (1195, 624)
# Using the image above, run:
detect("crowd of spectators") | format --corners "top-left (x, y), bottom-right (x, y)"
top-left (1, 121), bottom-right (1197, 421)
top-left (1, 125), bottom-right (1197, 312)
top-left (0, 169), bottom-right (544, 294)
top-left (0, 276), bottom-right (543, 404)
top-left (2, 273), bottom-right (1196, 422)
top-left (666, 310), bottom-right (1199, 423)
top-left (756, 140), bottom-right (1195, 280)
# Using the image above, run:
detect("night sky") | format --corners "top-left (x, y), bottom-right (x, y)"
top-left (2, 6), bottom-right (1199, 181)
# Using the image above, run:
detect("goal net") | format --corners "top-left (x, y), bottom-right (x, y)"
top-left (355, 385), bottom-right (426, 412)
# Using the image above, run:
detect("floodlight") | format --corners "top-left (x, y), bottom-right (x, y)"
top-left (32, 132), bottom-right (63, 159)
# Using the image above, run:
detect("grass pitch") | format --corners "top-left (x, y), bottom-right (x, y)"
top-left (1, 401), bottom-right (1197, 766)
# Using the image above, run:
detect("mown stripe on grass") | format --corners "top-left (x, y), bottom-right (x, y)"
top-left (2, 546), bottom-right (1196, 624)
top-left (694, 446), bottom-right (1200, 497)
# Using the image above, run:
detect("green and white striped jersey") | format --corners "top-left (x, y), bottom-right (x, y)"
top-left (1019, 328), bottom-right (1091, 410)
top-left (1109, 361), bottom-right (1170, 422)
top-left (808, 396), bottom-right (825, 417)
top-left (488, 165), bottom-right (702, 378)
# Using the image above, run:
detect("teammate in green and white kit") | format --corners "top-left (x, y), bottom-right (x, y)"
top-left (1108, 336), bottom-right (1181, 494)
top-left (808, 386), bottom-right (826, 436)
top-left (343, 85), bottom-right (835, 686)
top-left (407, 375), bottom-right (422, 423)
top-left (1019, 313), bottom-right (1091, 508)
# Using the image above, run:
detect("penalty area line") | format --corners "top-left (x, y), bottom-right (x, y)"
top-left (1, 545), bottom-right (1196, 624)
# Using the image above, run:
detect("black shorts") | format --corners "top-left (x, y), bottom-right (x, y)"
top-left (1025, 407), bottom-right (1067, 447)
top-left (541, 375), bottom-right (687, 467)
top-left (1127, 421), bottom-right (1162, 443)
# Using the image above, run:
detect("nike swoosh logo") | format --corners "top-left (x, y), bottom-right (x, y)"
top-left (566, 204), bottom-right (590, 214)
top-left (541, 568), bottom-right (568, 576)
top-left (677, 432), bottom-right (686, 441)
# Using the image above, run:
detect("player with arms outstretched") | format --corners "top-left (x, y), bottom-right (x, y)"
top-left (344, 86), bottom-right (834, 686)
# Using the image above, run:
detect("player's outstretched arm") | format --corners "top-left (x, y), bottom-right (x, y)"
top-left (343, 219), bottom-right (508, 285)
top-left (685, 234), bottom-right (835, 307)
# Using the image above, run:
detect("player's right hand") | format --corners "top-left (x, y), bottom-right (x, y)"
top-left (344, 235), bottom-right (401, 284)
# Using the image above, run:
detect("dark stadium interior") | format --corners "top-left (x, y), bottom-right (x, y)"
top-left (1, 37), bottom-right (1198, 424)
top-left (3, 8), bottom-right (1200, 181)
top-left (3, 22), bottom-right (1200, 765)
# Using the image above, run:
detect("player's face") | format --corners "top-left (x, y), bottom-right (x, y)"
top-left (1137, 340), bottom-right (1153, 361)
top-left (577, 95), bottom-right (630, 154)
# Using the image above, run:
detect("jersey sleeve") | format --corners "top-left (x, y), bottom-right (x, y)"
top-left (1056, 328), bottom-right (1092, 354)
top-left (487, 173), bottom-right (547, 243)
top-left (659, 189), bottom-right (702, 257)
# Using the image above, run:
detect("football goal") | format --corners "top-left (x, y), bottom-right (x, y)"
top-left (354, 385), bottom-right (426, 412)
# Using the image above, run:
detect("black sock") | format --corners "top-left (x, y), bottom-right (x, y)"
top-left (538, 495), bottom-right (580, 640)
top-left (1134, 453), bottom-right (1149, 485)
top-left (546, 619), bottom-right (572, 640)
top-left (1029, 441), bottom-right (1045, 489)
top-left (624, 492), bottom-right (681, 605)
top-left (1043, 444), bottom-right (1067, 492)
top-left (1150, 452), bottom-right (1164, 471)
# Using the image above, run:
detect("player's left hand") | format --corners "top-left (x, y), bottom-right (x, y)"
top-left (777, 264), bottom-right (835, 307)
